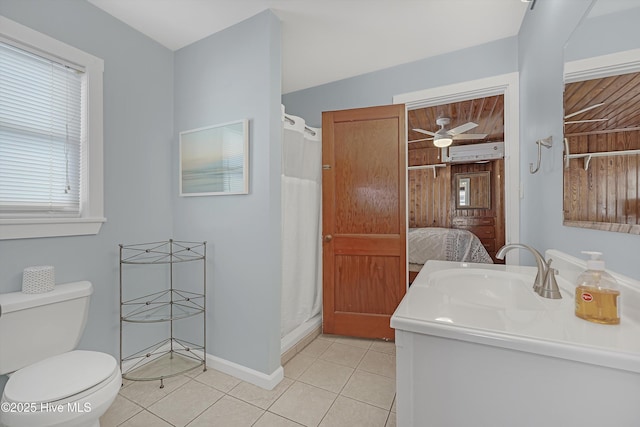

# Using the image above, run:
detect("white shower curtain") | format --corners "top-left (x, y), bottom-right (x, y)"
top-left (281, 108), bottom-right (322, 338)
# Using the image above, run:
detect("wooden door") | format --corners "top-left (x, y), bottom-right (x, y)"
top-left (322, 104), bottom-right (406, 340)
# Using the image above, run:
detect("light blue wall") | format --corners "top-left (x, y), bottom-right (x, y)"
top-left (282, 37), bottom-right (518, 127)
top-left (519, 0), bottom-right (640, 279)
top-left (172, 10), bottom-right (283, 375)
top-left (284, 2), bottom-right (640, 280)
top-left (1, 0), bottom-right (638, 396)
top-left (0, 1), bottom-right (174, 353)
top-left (0, 0), bottom-right (175, 390)
top-left (517, 1), bottom-right (591, 262)
top-left (0, 3), bottom-right (283, 383)
top-left (565, 6), bottom-right (640, 62)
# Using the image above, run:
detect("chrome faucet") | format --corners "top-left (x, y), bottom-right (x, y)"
top-left (495, 243), bottom-right (562, 299)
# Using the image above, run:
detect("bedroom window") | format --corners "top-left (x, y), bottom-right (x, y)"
top-left (0, 17), bottom-right (105, 239)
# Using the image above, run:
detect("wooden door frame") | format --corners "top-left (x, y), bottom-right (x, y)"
top-left (393, 72), bottom-right (521, 265)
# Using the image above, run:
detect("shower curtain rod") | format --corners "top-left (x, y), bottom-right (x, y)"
top-left (283, 115), bottom-right (317, 136)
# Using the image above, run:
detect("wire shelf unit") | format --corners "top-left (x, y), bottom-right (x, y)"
top-left (119, 239), bottom-right (206, 388)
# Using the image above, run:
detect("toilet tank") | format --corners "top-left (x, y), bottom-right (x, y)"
top-left (0, 281), bottom-right (93, 375)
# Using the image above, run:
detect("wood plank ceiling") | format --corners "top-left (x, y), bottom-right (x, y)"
top-left (406, 72), bottom-right (640, 151)
top-left (564, 71), bottom-right (640, 136)
top-left (407, 94), bottom-right (504, 150)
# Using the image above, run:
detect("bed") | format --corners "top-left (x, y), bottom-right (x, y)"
top-left (408, 227), bottom-right (493, 283)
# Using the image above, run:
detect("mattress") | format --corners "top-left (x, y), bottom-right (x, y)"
top-left (408, 227), bottom-right (493, 265)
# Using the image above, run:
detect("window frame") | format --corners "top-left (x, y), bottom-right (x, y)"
top-left (0, 16), bottom-right (105, 240)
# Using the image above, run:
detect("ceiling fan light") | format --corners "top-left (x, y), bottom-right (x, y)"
top-left (434, 136), bottom-right (453, 148)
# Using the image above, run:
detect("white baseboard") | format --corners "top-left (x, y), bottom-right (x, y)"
top-left (203, 352), bottom-right (284, 391)
top-left (281, 314), bottom-right (322, 355)
top-left (121, 344), bottom-right (283, 391)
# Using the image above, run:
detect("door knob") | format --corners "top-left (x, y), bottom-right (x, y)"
top-left (324, 235), bottom-right (333, 242)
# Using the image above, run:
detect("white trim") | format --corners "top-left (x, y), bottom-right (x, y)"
top-left (546, 249), bottom-right (640, 297)
top-left (204, 352), bottom-right (284, 391)
top-left (393, 72), bottom-right (521, 264)
top-left (121, 346), bottom-right (284, 391)
top-left (0, 16), bottom-right (105, 240)
top-left (0, 217), bottom-right (106, 240)
top-left (564, 48), bottom-right (640, 83)
top-left (280, 314), bottom-right (322, 355)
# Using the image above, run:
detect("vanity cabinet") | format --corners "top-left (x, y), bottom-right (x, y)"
top-left (119, 239), bottom-right (206, 387)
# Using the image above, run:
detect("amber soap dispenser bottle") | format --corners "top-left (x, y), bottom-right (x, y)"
top-left (574, 251), bottom-right (620, 325)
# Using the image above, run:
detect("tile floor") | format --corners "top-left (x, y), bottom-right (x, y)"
top-left (101, 335), bottom-right (396, 427)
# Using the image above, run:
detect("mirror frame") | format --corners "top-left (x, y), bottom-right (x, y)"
top-left (454, 171), bottom-right (491, 210)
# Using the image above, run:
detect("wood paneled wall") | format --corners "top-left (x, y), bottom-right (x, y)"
top-left (451, 162), bottom-right (504, 222)
top-left (451, 161), bottom-right (505, 261)
top-left (563, 130), bottom-right (640, 228)
top-left (408, 147), bottom-right (450, 227)
top-left (408, 146), bottom-right (505, 261)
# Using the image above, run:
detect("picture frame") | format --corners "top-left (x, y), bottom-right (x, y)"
top-left (179, 119), bottom-right (249, 196)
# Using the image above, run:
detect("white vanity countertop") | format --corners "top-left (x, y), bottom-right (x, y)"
top-left (391, 252), bottom-right (640, 374)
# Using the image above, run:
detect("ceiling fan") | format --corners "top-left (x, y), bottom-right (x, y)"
top-left (412, 118), bottom-right (487, 148)
top-left (564, 102), bottom-right (608, 125)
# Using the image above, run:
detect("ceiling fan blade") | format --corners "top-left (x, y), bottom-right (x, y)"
top-left (451, 133), bottom-right (488, 140)
top-left (412, 128), bottom-right (437, 137)
top-left (564, 102), bottom-right (604, 119)
top-left (408, 137), bottom-right (434, 144)
top-left (447, 122), bottom-right (478, 135)
top-left (564, 118), bottom-right (608, 125)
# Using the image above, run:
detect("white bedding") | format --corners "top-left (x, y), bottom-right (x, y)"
top-left (408, 227), bottom-right (493, 265)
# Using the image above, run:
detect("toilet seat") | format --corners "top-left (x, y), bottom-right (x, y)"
top-left (3, 350), bottom-right (118, 405)
top-left (0, 351), bottom-right (121, 427)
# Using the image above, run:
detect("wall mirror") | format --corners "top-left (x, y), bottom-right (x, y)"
top-left (179, 119), bottom-right (249, 196)
top-left (563, 0), bottom-right (640, 234)
top-left (455, 171), bottom-right (491, 209)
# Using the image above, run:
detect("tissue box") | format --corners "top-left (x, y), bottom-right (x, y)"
top-left (22, 265), bottom-right (55, 294)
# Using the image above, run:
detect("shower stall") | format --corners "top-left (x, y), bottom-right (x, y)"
top-left (280, 107), bottom-right (322, 354)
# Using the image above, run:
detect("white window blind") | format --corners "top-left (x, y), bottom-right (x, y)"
top-left (0, 40), bottom-right (84, 217)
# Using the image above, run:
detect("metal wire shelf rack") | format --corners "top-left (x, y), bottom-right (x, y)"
top-left (119, 239), bottom-right (206, 388)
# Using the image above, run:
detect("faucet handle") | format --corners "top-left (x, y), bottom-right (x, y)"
top-left (533, 271), bottom-right (544, 293)
top-left (539, 260), bottom-right (562, 299)
top-left (532, 256), bottom-right (554, 293)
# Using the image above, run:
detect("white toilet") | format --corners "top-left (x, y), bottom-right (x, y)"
top-left (0, 281), bottom-right (121, 427)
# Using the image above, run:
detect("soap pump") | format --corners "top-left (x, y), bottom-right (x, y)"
top-left (574, 251), bottom-right (620, 325)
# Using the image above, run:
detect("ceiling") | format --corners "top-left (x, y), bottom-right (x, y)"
top-left (564, 72), bottom-right (640, 136)
top-left (86, 0), bottom-right (529, 94)
top-left (408, 71), bottom-right (640, 152)
top-left (408, 95), bottom-right (505, 150)
top-left (407, 64), bottom-right (640, 154)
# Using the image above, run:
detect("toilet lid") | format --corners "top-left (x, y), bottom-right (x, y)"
top-left (4, 350), bottom-right (117, 404)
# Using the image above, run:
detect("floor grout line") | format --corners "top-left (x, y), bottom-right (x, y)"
top-left (108, 335), bottom-right (396, 427)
